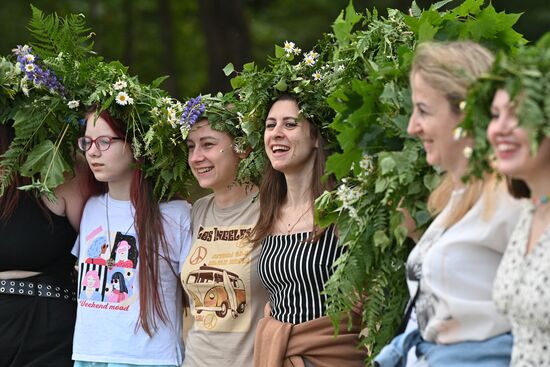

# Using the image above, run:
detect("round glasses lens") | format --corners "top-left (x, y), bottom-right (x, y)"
top-left (97, 137), bottom-right (112, 151)
top-left (78, 137), bottom-right (92, 151)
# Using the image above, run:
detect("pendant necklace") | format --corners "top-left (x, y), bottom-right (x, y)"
top-left (284, 205), bottom-right (311, 234)
top-left (105, 193), bottom-right (135, 269)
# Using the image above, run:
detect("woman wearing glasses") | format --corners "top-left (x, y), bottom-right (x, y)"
top-left (71, 109), bottom-right (192, 367)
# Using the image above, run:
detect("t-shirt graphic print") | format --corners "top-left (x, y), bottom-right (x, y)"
top-left (183, 224), bottom-right (253, 332)
top-left (79, 227), bottom-right (138, 310)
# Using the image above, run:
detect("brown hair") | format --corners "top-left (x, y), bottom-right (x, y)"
top-left (251, 94), bottom-right (335, 244)
top-left (411, 41), bottom-right (495, 227)
top-left (83, 109), bottom-right (173, 336)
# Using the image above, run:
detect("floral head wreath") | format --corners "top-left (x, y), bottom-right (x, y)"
top-left (226, 35), bottom-right (349, 168)
top-left (461, 32), bottom-right (550, 178)
top-left (179, 92), bottom-right (264, 185)
top-left (2, 6), bottom-right (194, 199)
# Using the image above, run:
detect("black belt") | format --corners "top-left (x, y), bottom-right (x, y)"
top-left (0, 278), bottom-right (76, 301)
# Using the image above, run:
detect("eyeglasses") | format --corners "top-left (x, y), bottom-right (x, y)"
top-left (77, 136), bottom-right (123, 152)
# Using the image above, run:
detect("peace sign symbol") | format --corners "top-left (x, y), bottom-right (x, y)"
top-left (189, 246), bottom-right (207, 265)
top-left (203, 313), bottom-right (217, 329)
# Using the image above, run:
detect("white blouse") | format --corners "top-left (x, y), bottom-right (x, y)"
top-left (406, 186), bottom-right (523, 344)
top-left (493, 203), bottom-right (550, 366)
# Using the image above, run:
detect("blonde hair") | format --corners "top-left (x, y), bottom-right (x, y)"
top-left (412, 41), bottom-right (495, 227)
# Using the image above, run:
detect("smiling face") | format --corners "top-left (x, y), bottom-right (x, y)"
top-left (84, 115), bottom-right (134, 187)
top-left (264, 98), bottom-right (318, 175)
top-left (187, 120), bottom-right (241, 193)
top-left (407, 72), bottom-right (470, 174)
top-left (487, 89), bottom-right (550, 181)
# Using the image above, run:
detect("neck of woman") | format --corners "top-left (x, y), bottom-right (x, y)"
top-left (107, 180), bottom-right (132, 201)
top-left (213, 183), bottom-right (256, 209)
top-left (283, 166), bottom-right (314, 209)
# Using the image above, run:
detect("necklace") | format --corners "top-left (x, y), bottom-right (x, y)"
top-left (105, 193), bottom-right (135, 269)
top-left (282, 204), bottom-right (311, 234)
top-left (532, 195), bottom-right (550, 206)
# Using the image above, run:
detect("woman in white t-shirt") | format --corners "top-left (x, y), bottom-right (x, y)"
top-left (181, 107), bottom-right (268, 366)
top-left (375, 41), bottom-right (523, 367)
top-left (72, 109), bottom-right (192, 367)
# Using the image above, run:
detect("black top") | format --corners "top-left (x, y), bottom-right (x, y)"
top-left (258, 225), bottom-right (342, 324)
top-left (0, 192), bottom-right (77, 278)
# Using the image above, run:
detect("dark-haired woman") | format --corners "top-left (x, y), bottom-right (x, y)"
top-left (71, 110), bottom-right (192, 367)
top-left (252, 95), bottom-right (366, 367)
top-left (489, 88), bottom-right (550, 367)
top-left (0, 123), bottom-right (86, 367)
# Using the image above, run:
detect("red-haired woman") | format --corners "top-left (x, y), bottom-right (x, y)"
top-left (71, 110), bottom-right (192, 367)
top-left (252, 94), bottom-right (366, 367)
top-left (0, 123), bottom-right (86, 367)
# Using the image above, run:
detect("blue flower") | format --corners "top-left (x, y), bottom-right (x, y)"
top-left (13, 44), bottom-right (65, 95)
top-left (179, 95), bottom-right (206, 128)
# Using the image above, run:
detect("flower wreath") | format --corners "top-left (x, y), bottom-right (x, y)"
top-left (225, 35), bottom-right (350, 174)
top-left (2, 6), bottom-right (195, 199)
top-left (461, 32), bottom-right (550, 178)
top-left (177, 92), bottom-right (264, 185)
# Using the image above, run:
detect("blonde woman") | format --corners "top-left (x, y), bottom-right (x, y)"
top-left (375, 41), bottom-right (523, 367)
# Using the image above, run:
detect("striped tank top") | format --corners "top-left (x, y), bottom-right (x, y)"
top-left (257, 226), bottom-right (342, 324)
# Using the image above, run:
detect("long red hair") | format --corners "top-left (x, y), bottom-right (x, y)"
top-left (83, 109), bottom-right (172, 336)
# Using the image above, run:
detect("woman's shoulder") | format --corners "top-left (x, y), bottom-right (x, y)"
top-left (160, 199), bottom-right (192, 217)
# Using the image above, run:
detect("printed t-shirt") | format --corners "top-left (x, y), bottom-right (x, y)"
top-left (72, 194), bottom-right (192, 365)
top-left (181, 192), bottom-right (268, 367)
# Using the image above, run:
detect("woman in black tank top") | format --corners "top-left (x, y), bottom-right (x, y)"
top-left (0, 123), bottom-right (86, 367)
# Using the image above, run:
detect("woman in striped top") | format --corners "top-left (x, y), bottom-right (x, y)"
top-left (251, 94), bottom-right (365, 367)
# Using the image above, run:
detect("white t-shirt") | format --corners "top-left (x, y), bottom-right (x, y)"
top-left (72, 193), bottom-right (192, 365)
top-left (406, 186), bottom-right (522, 344)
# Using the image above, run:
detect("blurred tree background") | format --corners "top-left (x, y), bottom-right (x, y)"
top-left (1, 0), bottom-right (548, 100)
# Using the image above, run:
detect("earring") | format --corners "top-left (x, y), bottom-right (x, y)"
top-left (220, 149), bottom-right (224, 153)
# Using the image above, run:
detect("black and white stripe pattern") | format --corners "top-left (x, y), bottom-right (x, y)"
top-left (257, 226), bottom-right (342, 324)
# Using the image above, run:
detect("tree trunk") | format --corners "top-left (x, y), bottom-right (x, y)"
top-left (198, 0), bottom-right (251, 93)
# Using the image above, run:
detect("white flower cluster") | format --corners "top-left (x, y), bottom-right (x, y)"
top-left (112, 79), bottom-right (134, 106)
top-left (358, 154), bottom-right (374, 182)
top-left (283, 40), bottom-right (302, 56)
top-left (336, 182), bottom-right (363, 221)
top-left (303, 50), bottom-right (320, 67)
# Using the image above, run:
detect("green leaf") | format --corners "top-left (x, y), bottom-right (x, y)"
top-left (230, 75), bottom-right (244, 89)
top-left (274, 78), bottom-right (288, 92)
top-left (275, 45), bottom-right (285, 59)
top-left (151, 75), bottom-right (169, 88)
top-left (423, 173), bottom-right (440, 191)
top-left (373, 230), bottom-right (390, 250)
top-left (380, 156), bottom-right (396, 174)
top-left (332, 1), bottom-right (362, 47)
top-left (223, 63), bottom-right (235, 76)
top-left (20, 140), bottom-right (70, 189)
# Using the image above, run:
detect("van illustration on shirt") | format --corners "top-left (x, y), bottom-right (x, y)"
top-left (185, 265), bottom-right (246, 318)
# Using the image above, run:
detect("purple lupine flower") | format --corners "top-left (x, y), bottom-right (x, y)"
top-left (179, 95), bottom-right (206, 128)
top-left (13, 45), bottom-right (65, 95)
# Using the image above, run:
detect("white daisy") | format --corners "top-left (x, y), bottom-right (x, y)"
top-left (283, 41), bottom-right (295, 54)
top-left (312, 71), bottom-right (322, 81)
top-left (115, 91), bottom-right (131, 106)
top-left (67, 100), bottom-right (80, 109)
top-left (113, 80), bottom-right (127, 90)
top-left (24, 54), bottom-right (35, 63)
top-left (25, 64), bottom-right (35, 72)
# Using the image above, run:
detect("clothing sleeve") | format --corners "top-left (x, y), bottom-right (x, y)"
top-left (71, 235), bottom-right (80, 257)
top-left (178, 202), bottom-right (193, 273)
